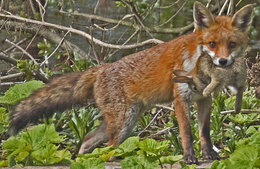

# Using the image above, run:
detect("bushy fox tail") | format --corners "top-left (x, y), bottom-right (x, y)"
top-left (9, 67), bottom-right (98, 135)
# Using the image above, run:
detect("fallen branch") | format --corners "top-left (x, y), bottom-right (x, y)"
top-left (0, 72), bottom-right (25, 81)
top-left (221, 109), bottom-right (260, 114)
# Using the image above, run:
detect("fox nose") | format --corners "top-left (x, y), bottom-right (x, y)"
top-left (218, 58), bottom-right (227, 66)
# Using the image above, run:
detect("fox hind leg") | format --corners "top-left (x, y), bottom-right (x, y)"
top-left (78, 120), bottom-right (108, 154)
top-left (105, 103), bottom-right (143, 148)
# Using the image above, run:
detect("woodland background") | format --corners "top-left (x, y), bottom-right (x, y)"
top-left (0, 0), bottom-right (260, 168)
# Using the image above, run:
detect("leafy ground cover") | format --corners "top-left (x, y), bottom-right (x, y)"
top-left (0, 79), bottom-right (259, 169)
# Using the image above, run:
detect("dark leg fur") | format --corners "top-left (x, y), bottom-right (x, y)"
top-left (79, 120), bottom-right (108, 154)
top-left (197, 97), bottom-right (219, 160)
top-left (235, 87), bottom-right (244, 114)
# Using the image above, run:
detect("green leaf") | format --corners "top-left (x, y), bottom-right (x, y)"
top-left (0, 80), bottom-right (44, 105)
top-left (70, 162), bottom-right (85, 169)
top-left (15, 151), bottom-right (29, 162)
top-left (2, 124), bottom-right (71, 166)
top-left (222, 145), bottom-right (258, 169)
top-left (0, 107), bottom-right (8, 134)
top-left (229, 113), bottom-right (259, 125)
top-left (77, 146), bottom-right (114, 161)
top-left (120, 154), bottom-right (159, 169)
top-left (71, 158), bottom-right (105, 169)
top-left (31, 145), bottom-right (71, 165)
top-left (138, 138), bottom-right (170, 156)
top-left (0, 160), bottom-right (8, 167)
top-left (160, 155), bottom-right (183, 165)
top-left (22, 124), bottom-right (63, 149)
top-left (115, 136), bottom-right (139, 156)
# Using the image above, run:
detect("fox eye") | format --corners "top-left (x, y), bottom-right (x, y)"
top-left (209, 41), bottom-right (216, 48)
top-left (229, 42), bottom-right (236, 49)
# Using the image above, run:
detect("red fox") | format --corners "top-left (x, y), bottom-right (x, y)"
top-left (9, 1), bottom-right (254, 164)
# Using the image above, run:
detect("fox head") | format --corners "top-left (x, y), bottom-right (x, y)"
top-left (193, 1), bottom-right (254, 67)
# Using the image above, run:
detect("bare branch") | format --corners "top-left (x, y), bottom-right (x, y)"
top-left (0, 13), bottom-right (163, 49)
top-left (219, 0), bottom-right (229, 16)
top-left (155, 104), bottom-right (174, 111)
top-left (221, 109), bottom-right (260, 114)
top-left (138, 109), bottom-right (163, 136)
top-left (120, 0), bottom-right (154, 38)
top-left (59, 10), bottom-right (194, 34)
top-left (5, 39), bottom-right (49, 82)
top-left (0, 72), bottom-right (25, 81)
top-left (156, 0), bottom-right (188, 27)
top-left (0, 81), bottom-right (25, 86)
top-left (40, 30), bottom-right (70, 66)
top-left (0, 19), bottom-right (88, 59)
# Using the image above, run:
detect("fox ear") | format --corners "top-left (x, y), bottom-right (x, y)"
top-left (173, 70), bottom-right (189, 76)
top-left (173, 76), bottom-right (193, 84)
top-left (232, 4), bottom-right (255, 32)
top-left (193, 1), bottom-right (214, 30)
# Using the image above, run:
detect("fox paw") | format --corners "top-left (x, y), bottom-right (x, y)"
top-left (203, 149), bottom-right (220, 160)
top-left (202, 90), bottom-right (211, 97)
top-left (184, 154), bottom-right (198, 164)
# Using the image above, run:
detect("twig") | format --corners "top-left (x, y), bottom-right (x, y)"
top-left (149, 127), bottom-right (176, 138)
top-left (5, 39), bottom-right (38, 65)
top-left (40, 30), bottom-right (70, 66)
top-left (3, 38), bottom-right (27, 53)
top-left (155, 104), bottom-right (174, 111)
top-left (110, 28), bottom-right (140, 56)
top-left (227, 0), bottom-right (234, 15)
top-left (59, 9), bottom-right (194, 34)
top-left (156, 0), bottom-right (188, 27)
top-left (23, 25), bottom-right (42, 59)
top-left (138, 109), bottom-right (163, 136)
top-left (5, 39), bottom-right (48, 81)
top-left (0, 13), bottom-right (163, 49)
top-left (35, 0), bottom-right (47, 22)
top-left (95, 14), bottom-right (134, 31)
top-left (219, 0), bottom-right (229, 16)
top-left (0, 51), bottom-right (18, 65)
top-left (120, 0), bottom-right (154, 38)
top-left (0, 81), bottom-right (25, 86)
top-left (0, 72), bottom-right (25, 81)
top-left (221, 109), bottom-right (260, 114)
top-left (0, 19), bottom-right (88, 59)
top-left (156, 0), bottom-right (180, 9)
